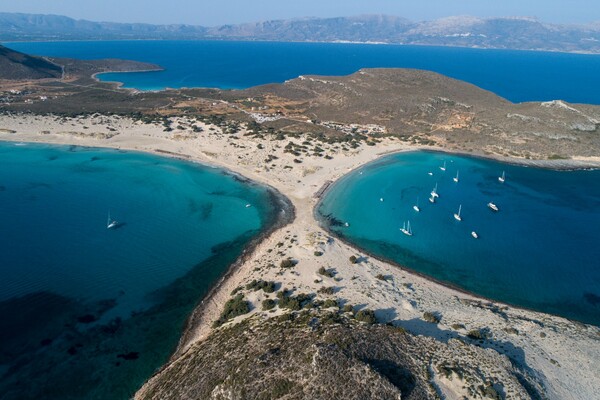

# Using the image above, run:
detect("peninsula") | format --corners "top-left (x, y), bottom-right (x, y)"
top-left (1, 52), bottom-right (599, 400)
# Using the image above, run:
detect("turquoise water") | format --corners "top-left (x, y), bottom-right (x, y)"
top-left (0, 142), bottom-right (280, 399)
top-left (5, 40), bottom-right (600, 104)
top-left (317, 152), bottom-right (600, 326)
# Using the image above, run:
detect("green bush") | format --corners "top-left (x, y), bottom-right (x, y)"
top-left (262, 299), bottom-right (276, 311)
top-left (245, 279), bottom-right (276, 293)
top-left (349, 255), bottom-right (358, 264)
top-left (322, 299), bottom-right (338, 308)
top-left (467, 329), bottom-right (484, 340)
top-left (213, 294), bottom-right (250, 327)
top-left (342, 304), bottom-right (354, 313)
top-left (318, 267), bottom-right (335, 278)
top-left (355, 309), bottom-right (377, 324)
top-left (313, 251), bottom-right (323, 256)
top-left (375, 274), bottom-right (387, 281)
top-left (317, 286), bottom-right (336, 295)
top-left (423, 312), bottom-right (441, 324)
top-left (280, 259), bottom-right (295, 268)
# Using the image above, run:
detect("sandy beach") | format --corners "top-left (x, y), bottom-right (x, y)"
top-left (1, 112), bottom-right (599, 400)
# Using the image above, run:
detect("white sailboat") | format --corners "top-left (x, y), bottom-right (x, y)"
top-left (453, 171), bottom-right (459, 183)
top-left (107, 212), bottom-right (118, 229)
top-left (440, 161), bottom-right (446, 171)
top-left (453, 204), bottom-right (462, 221)
top-left (471, 231), bottom-right (479, 239)
top-left (400, 220), bottom-right (413, 236)
top-left (428, 172), bottom-right (433, 176)
top-left (498, 171), bottom-right (506, 183)
top-left (413, 196), bottom-right (420, 212)
top-left (429, 196), bottom-right (435, 203)
top-left (487, 202), bottom-right (499, 211)
top-left (380, 197), bottom-right (384, 202)
top-left (430, 183), bottom-right (439, 198)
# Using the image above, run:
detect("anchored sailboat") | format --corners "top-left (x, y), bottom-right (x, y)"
top-left (430, 183), bottom-right (439, 198)
top-left (107, 212), bottom-right (118, 229)
top-left (471, 231), bottom-right (479, 239)
top-left (453, 204), bottom-right (462, 221)
top-left (440, 161), bottom-right (446, 171)
top-left (453, 171), bottom-right (459, 183)
top-left (498, 171), bottom-right (506, 183)
top-left (400, 221), bottom-right (413, 236)
top-left (413, 196), bottom-right (420, 212)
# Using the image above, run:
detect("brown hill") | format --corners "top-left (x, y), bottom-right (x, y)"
top-left (0, 44), bottom-right (62, 80)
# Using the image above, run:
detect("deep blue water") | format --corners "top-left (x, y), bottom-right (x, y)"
top-left (317, 151), bottom-right (600, 326)
top-left (5, 40), bottom-right (600, 104)
top-left (0, 142), bottom-right (279, 399)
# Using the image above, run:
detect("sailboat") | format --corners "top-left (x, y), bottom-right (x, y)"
top-left (430, 183), bottom-right (439, 198)
top-left (453, 204), bottom-right (462, 221)
top-left (440, 161), bottom-right (446, 171)
top-left (498, 171), bottom-right (506, 183)
top-left (400, 221), bottom-right (413, 236)
top-left (471, 231), bottom-right (479, 239)
top-left (429, 195), bottom-right (435, 203)
top-left (487, 202), bottom-right (499, 211)
top-left (453, 171), bottom-right (459, 183)
top-left (413, 197), bottom-right (420, 212)
top-left (107, 212), bottom-right (118, 229)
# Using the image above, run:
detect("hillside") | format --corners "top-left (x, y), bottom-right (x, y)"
top-left (138, 314), bottom-right (538, 400)
top-left (1, 12), bottom-right (600, 53)
top-left (0, 44), bottom-right (62, 80)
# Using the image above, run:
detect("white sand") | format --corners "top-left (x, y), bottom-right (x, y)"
top-left (1, 113), bottom-right (598, 400)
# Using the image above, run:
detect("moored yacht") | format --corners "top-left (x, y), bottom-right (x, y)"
top-left (454, 204), bottom-right (462, 221)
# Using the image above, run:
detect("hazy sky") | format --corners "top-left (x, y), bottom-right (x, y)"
top-left (0, 0), bottom-right (598, 25)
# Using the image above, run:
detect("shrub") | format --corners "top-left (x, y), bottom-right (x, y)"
top-left (467, 329), bottom-right (484, 340)
top-left (342, 304), bottom-right (354, 313)
top-left (504, 327), bottom-right (519, 335)
top-left (213, 294), bottom-right (250, 327)
top-left (262, 299), bottom-right (276, 311)
top-left (317, 286), bottom-right (335, 295)
top-left (375, 274), bottom-right (387, 281)
top-left (423, 312), bottom-right (441, 324)
top-left (278, 291), bottom-right (312, 311)
top-left (349, 255), bottom-right (358, 264)
top-left (451, 323), bottom-right (465, 330)
top-left (322, 299), bottom-right (338, 308)
top-left (246, 279), bottom-right (276, 293)
top-left (280, 259), bottom-right (295, 268)
top-left (313, 251), bottom-right (323, 256)
top-left (318, 267), bottom-right (335, 278)
top-left (355, 309), bottom-right (377, 324)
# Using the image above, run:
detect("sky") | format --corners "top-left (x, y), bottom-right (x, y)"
top-left (0, 0), bottom-right (598, 26)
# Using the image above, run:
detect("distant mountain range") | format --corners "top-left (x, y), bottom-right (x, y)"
top-left (0, 44), bottom-right (62, 80)
top-left (2, 13), bottom-right (600, 53)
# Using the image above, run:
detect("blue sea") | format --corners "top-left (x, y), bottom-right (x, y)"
top-left (317, 151), bottom-right (600, 326)
top-left (0, 142), bottom-right (280, 400)
top-left (5, 40), bottom-right (600, 104)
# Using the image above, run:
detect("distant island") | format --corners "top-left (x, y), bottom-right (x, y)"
top-left (2, 12), bottom-right (600, 54)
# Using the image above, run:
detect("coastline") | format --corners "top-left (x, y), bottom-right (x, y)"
top-left (174, 186), bottom-right (295, 358)
top-left (1, 113), bottom-right (599, 400)
top-left (91, 68), bottom-right (164, 91)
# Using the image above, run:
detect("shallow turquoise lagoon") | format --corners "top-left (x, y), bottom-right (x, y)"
top-left (0, 142), bottom-right (280, 399)
top-left (317, 151), bottom-right (600, 326)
